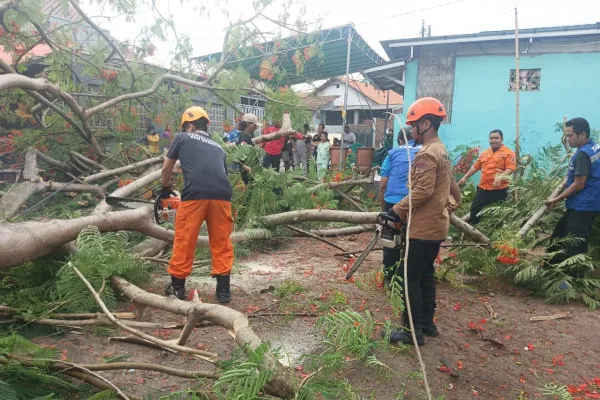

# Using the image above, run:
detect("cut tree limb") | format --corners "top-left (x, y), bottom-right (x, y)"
top-left (529, 312), bottom-right (569, 322)
top-left (518, 179), bottom-right (567, 238)
top-left (307, 225), bottom-right (374, 237)
top-left (334, 188), bottom-right (367, 212)
top-left (309, 178), bottom-right (372, 192)
top-left (112, 277), bottom-right (295, 399)
top-left (262, 210), bottom-right (379, 226)
top-left (72, 266), bottom-right (218, 360)
top-left (449, 214), bottom-right (490, 244)
top-left (284, 225), bottom-right (347, 252)
top-left (84, 156), bottom-right (164, 183)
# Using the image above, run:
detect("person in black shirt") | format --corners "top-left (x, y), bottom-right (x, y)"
top-left (161, 106), bottom-right (234, 303)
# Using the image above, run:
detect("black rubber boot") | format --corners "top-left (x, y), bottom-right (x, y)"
top-left (164, 276), bottom-right (186, 300)
top-left (389, 328), bottom-right (425, 346)
top-left (215, 275), bottom-right (231, 304)
top-left (421, 309), bottom-right (439, 337)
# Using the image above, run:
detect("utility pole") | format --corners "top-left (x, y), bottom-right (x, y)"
top-left (340, 28), bottom-right (352, 170)
top-left (421, 19), bottom-right (426, 37)
top-left (514, 8), bottom-right (521, 167)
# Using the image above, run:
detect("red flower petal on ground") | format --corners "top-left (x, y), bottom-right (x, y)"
top-left (520, 375), bottom-right (527, 384)
top-left (453, 303), bottom-right (462, 311)
top-left (526, 343), bottom-right (535, 351)
top-left (552, 355), bottom-right (565, 366)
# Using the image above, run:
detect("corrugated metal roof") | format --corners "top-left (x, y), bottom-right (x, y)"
top-left (195, 24), bottom-right (385, 86)
top-left (299, 95), bottom-right (338, 110)
top-left (381, 22), bottom-right (600, 58)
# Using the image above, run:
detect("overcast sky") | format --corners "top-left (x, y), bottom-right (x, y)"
top-left (85, 0), bottom-right (600, 67)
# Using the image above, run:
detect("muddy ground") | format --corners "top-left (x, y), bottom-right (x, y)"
top-left (36, 233), bottom-right (600, 399)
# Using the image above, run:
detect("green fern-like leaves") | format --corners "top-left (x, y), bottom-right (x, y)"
top-left (54, 226), bottom-right (150, 313)
top-left (318, 310), bottom-right (377, 358)
top-left (212, 343), bottom-right (272, 400)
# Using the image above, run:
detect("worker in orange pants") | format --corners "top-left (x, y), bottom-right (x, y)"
top-left (161, 106), bottom-right (234, 303)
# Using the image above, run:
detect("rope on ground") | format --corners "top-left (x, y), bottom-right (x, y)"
top-left (399, 122), bottom-right (433, 400)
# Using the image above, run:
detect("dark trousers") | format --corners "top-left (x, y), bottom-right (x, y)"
top-left (469, 187), bottom-right (509, 224)
top-left (382, 202), bottom-right (402, 281)
top-left (547, 209), bottom-right (599, 278)
top-left (262, 153), bottom-right (281, 172)
top-left (398, 239), bottom-right (441, 331)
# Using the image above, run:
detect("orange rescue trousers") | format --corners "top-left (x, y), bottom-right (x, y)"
top-left (167, 199), bottom-right (234, 279)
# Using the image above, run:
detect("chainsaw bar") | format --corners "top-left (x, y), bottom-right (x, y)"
top-left (346, 230), bottom-right (381, 280)
top-left (105, 196), bottom-right (154, 210)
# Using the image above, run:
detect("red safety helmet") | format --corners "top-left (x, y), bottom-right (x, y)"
top-left (405, 97), bottom-right (447, 125)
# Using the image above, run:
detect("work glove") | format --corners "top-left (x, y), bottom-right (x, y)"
top-left (158, 186), bottom-right (176, 200)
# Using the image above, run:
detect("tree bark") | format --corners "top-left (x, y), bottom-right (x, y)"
top-left (518, 179), bottom-right (567, 238)
top-left (0, 207), bottom-right (155, 268)
top-left (84, 156), bottom-right (164, 183)
top-left (112, 277), bottom-right (295, 399)
top-left (449, 214), bottom-right (490, 244)
top-left (262, 210), bottom-right (379, 226)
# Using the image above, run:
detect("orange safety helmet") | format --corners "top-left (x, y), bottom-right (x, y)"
top-left (405, 97), bottom-right (447, 125)
top-left (181, 106), bottom-right (210, 129)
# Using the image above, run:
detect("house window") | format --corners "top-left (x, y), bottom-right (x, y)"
top-left (240, 96), bottom-right (265, 108)
top-left (509, 69), bottom-right (541, 92)
top-left (194, 101), bottom-right (225, 134)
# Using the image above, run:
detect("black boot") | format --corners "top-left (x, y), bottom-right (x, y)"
top-left (165, 276), bottom-right (186, 300)
top-left (421, 309), bottom-right (439, 337)
top-left (389, 328), bottom-right (425, 346)
top-left (215, 275), bottom-right (231, 304)
top-left (421, 324), bottom-right (440, 337)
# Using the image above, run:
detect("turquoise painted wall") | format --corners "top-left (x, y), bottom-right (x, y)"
top-left (394, 53), bottom-right (600, 157)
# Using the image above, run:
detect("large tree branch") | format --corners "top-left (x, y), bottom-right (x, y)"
top-left (518, 179), bottom-right (567, 238)
top-left (112, 277), bottom-right (295, 399)
top-left (308, 178), bottom-right (373, 192)
top-left (84, 156), bottom-right (163, 183)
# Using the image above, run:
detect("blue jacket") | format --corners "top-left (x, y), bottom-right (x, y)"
top-left (565, 140), bottom-right (600, 212)
top-left (381, 141), bottom-right (422, 204)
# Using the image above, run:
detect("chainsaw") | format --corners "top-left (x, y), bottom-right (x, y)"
top-left (345, 212), bottom-right (406, 280)
top-left (105, 188), bottom-right (181, 224)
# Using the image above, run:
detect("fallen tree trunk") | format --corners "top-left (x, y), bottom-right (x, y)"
top-left (0, 207), bottom-right (155, 267)
top-left (84, 156), bottom-right (164, 183)
top-left (518, 179), bottom-right (567, 238)
top-left (1, 207), bottom-right (488, 268)
top-left (112, 277), bottom-right (295, 399)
